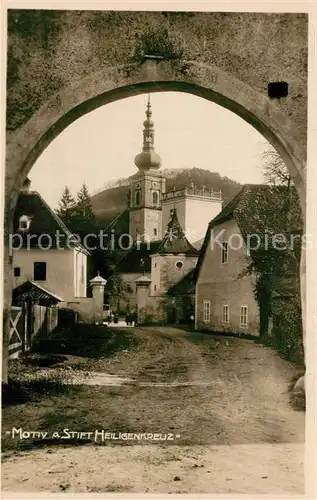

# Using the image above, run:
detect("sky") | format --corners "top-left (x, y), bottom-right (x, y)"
top-left (29, 91), bottom-right (270, 210)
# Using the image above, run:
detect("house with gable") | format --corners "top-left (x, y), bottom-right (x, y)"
top-left (12, 178), bottom-right (90, 304)
top-left (194, 184), bottom-right (302, 336)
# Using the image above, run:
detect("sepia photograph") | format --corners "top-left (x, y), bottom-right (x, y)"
top-left (1, 2), bottom-right (316, 497)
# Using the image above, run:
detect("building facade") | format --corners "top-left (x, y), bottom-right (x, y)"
top-left (194, 184), bottom-right (302, 336)
top-left (162, 186), bottom-right (222, 248)
top-left (195, 216), bottom-right (259, 335)
top-left (12, 179), bottom-right (89, 304)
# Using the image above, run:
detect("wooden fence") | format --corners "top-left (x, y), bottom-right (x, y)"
top-left (8, 304), bottom-right (58, 360)
top-left (8, 306), bottom-right (24, 359)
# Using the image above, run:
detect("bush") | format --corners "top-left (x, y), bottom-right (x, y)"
top-left (34, 324), bottom-right (138, 358)
top-left (133, 25), bottom-right (185, 61)
top-left (269, 295), bottom-right (304, 365)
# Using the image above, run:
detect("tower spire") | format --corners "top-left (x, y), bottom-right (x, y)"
top-left (142, 93), bottom-right (154, 152)
top-left (134, 94), bottom-right (162, 170)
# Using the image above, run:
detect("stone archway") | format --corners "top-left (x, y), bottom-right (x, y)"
top-left (6, 59), bottom-right (306, 209)
top-left (4, 59), bottom-right (306, 383)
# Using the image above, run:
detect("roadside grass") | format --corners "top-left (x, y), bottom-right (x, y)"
top-left (2, 325), bottom-right (142, 453)
top-left (1, 383), bottom-right (199, 455)
top-left (34, 324), bottom-right (139, 359)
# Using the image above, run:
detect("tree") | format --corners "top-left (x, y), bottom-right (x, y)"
top-left (76, 183), bottom-right (95, 219)
top-left (104, 274), bottom-right (127, 312)
top-left (251, 149), bottom-right (301, 341)
top-left (56, 186), bottom-right (76, 227)
top-left (73, 183), bottom-right (96, 236)
top-left (237, 181), bottom-right (302, 342)
top-left (261, 147), bottom-right (292, 187)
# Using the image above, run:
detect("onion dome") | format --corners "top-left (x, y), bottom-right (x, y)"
top-left (134, 95), bottom-right (162, 171)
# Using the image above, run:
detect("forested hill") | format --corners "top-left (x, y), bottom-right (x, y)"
top-left (91, 167), bottom-right (242, 225)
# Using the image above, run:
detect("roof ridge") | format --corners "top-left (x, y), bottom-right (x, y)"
top-left (21, 191), bottom-right (90, 255)
top-left (156, 209), bottom-right (199, 255)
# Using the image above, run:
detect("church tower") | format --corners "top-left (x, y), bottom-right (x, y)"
top-left (129, 96), bottom-right (166, 242)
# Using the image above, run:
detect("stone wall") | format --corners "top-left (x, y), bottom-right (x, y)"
top-left (151, 254), bottom-right (198, 296)
top-left (137, 295), bottom-right (168, 325)
top-left (59, 298), bottom-right (94, 323)
top-left (7, 11), bottom-right (307, 149)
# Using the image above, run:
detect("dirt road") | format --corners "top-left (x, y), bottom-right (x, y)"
top-left (2, 326), bottom-right (305, 494)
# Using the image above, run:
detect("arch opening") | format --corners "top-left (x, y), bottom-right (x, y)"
top-left (4, 65), bottom-right (307, 390)
top-left (8, 78), bottom-right (305, 216)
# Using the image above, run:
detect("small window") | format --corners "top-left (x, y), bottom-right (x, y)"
top-left (222, 305), bottom-right (229, 323)
top-left (240, 306), bottom-right (248, 327)
top-left (221, 242), bottom-right (229, 264)
top-left (14, 267), bottom-right (21, 277)
top-left (154, 228), bottom-right (157, 236)
top-left (19, 215), bottom-right (31, 231)
top-left (154, 263), bottom-right (157, 268)
top-left (176, 261), bottom-right (183, 270)
top-left (34, 262), bottom-right (46, 281)
top-left (126, 283), bottom-right (133, 293)
top-left (203, 300), bottom-right (211, 323)
top-left (154, 284), bottom-right (157, 291)
top-left (135, 190), bottom-right (141, 206)
top-left (152, 191), bottom-right (159, 205)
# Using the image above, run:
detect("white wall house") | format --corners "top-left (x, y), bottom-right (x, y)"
top-left (12, 182), bottom-right (89, 303)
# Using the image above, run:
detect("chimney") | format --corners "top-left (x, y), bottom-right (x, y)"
top-left (22, 177), bottom-right (31, 192)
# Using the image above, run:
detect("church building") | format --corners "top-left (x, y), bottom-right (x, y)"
top-left (109, 96), bottom-right (223, 322)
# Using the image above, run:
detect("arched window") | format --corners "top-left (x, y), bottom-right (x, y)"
top-left (135, 190), bottom-right (141, 206)
top-left (152, 191), bottom-right (159, 205)
top-left (153, 228), bottom-right (157, 236)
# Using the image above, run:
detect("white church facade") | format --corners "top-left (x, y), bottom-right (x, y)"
top-left (127, 96), bottom-right (222, 247)
top-left (110, 96), bottom-right (223, 322)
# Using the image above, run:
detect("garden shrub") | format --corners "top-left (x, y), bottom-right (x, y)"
top-left (270, 294), bottom-right (304, 365)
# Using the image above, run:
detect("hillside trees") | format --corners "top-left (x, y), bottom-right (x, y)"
top-left (55, 186), bottom-right (76, 228)
top-left (55, 184), bottom-right (124, 293)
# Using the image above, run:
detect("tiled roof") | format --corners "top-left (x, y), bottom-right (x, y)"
top-left (155, 210), bottom-right (199, 256)
top-left (194, 184), bottom-right (302, 280)
top-left (13, 280), bottom-right (63, 304)
top-left (14, 191), bottom-right (89, 254)
top-left (114, 241), bottom-right (162, 273)
top-left (101, 209), bottom-right (130, 240)
top-left (166, 268), bottom-right (196, 296)
top-left (105, 209), bottom-right (198, 274)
